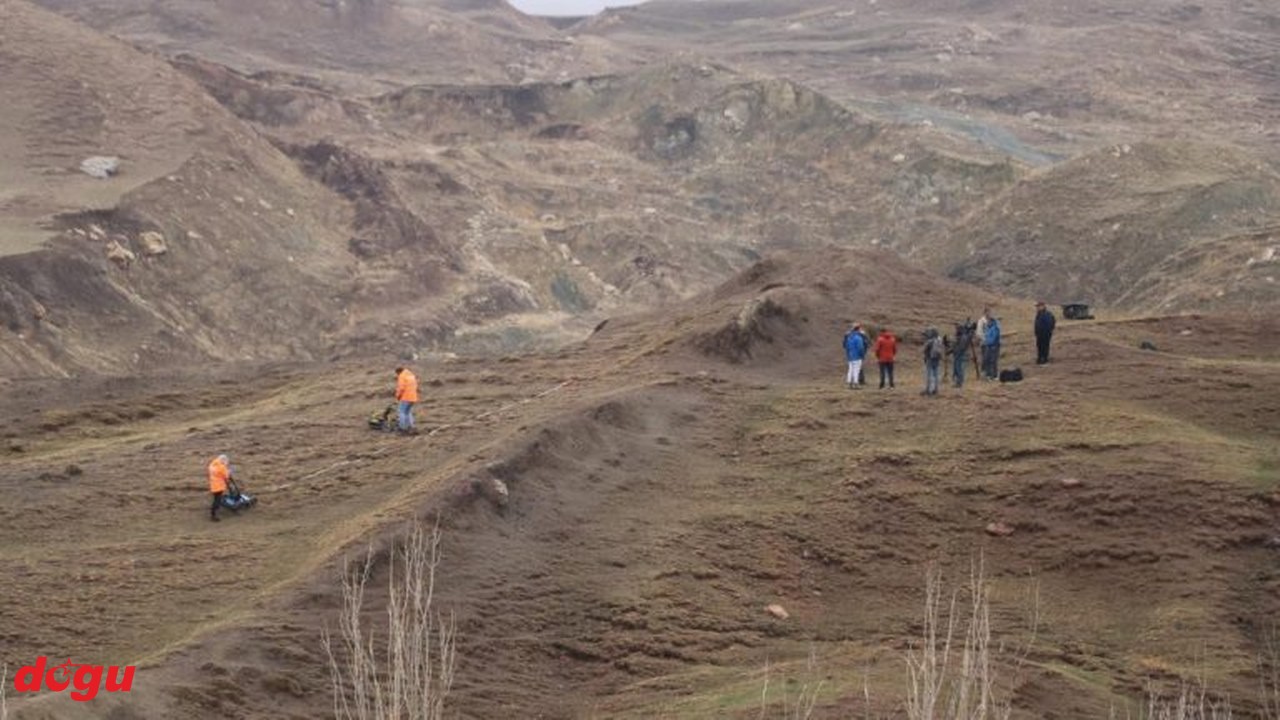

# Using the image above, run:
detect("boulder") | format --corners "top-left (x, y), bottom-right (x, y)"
top-left (137, 231), bottom-right (168, 256)
top-left (471, 475), bottom-right (509, 510)
top-left (80, 156), bottom-right (121, 179)
top-left (985, 521), bottom-right (1015, 537)
top-left (105, 240), bottom-right (136, 267)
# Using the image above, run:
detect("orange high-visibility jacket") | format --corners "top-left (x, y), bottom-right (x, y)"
top-left (396, 369), bottom-right (420, 403)
top-left (208, 456), bottom-right (230, 494)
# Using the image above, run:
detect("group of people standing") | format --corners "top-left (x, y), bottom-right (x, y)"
top-left (842, 302), bottom-right (1058, 395)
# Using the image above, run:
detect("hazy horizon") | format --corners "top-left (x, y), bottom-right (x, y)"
top-left (507, 0), bottom-right (647, 17)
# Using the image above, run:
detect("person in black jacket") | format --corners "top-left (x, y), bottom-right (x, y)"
top-left (1034, 301), bottom-right (1057, 364)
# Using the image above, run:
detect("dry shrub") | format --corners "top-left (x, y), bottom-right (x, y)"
top-left (1142, 683), bottom-right (1234, 720)
top-left (1260, 622), bottom-right (1280, 720)
top-left (323, 523), bottom-right (456, 720)
top-left (758, 649), bottom-right (823, 720)
top-left (905, 556), bottom-right (1029, 720)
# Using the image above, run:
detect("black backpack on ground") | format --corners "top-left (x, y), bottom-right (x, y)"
top-left (999, 368), bottom-right (1023, 383)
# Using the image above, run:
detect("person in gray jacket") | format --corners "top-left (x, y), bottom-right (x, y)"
top-left (922, 327), bottom-right (944, 396)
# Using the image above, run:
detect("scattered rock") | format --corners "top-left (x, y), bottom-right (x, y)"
top-left (892, 153), bottom-right (907, 163)
top-left (1178, 329), bottom-right (1193, 336)
top-left (765, 604), bottom-right (790, 620)
top-left (985, 522), bottom-right (1015, 537)
top-left (32, 301), bottom-right (47, 322)
top-left (186, 230), bottom-right (204, 240)
top-left (1139, 340), bottom-right (1158, 351)
top-left (80, 156), bottom-right (120, 179)
top-left (137, 231), bottom-right (168, 256)
top-left (472, 475), bottom-right (509, 510)
top-left (87, 224), bottom-right (106, 241)
top-left (1060, 477), bottom-right (1083, 488)
top-left (105, 240), bottom-right (136, 267)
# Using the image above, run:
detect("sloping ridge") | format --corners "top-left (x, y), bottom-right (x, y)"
top-left (0, 1), bottom-right (362, 376)
top-left (589, 246), bottom-right (1005, 374)
top-left (29, 0), bottom-right (631, 89)
top-left (940, 141), bottom-right (1280, 312)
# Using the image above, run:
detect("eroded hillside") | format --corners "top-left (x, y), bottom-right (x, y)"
top-left (3, 250), bottom-right (1277, 718)
top-left (578, 0), bottom-right (1280, 161)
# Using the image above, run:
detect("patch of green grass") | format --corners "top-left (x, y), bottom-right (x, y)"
top-left (1036, 659), bottom-right (1115, 690)
top-left (1251, 455), bottom-right (1280, 492)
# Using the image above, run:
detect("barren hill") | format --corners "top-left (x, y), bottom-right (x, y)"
top-left (8, 0), bottom-right (1277, 383)
top-left (938, 141), bottom-right (1280, 313)
top-left (29, 0), bottom-right (634, 90)
top-left (169, 57), bottom-right (1021, 355)
top-left (0, 0), bottom-right (365, 375)
top-left (578, 0), bottom-right (1280, 161)
top-left (3, 248), bottom-right (1277, 718)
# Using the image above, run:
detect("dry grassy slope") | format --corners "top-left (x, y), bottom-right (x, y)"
top-left (0, 0), bottom-right (233, 255)
top-left (3, 249), bottom-right (1277, 719)
top-left (937, 141), bottom-right (1280, 312)
top-left (0, 0), bottom-right (383, 377)
top-left (578, 0), bottom-right (1280, 160)
top-left (30, 0), bottom-right (636, 91)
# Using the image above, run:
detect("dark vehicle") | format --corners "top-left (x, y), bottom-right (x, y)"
top-left (1062, 303), bottom-right (1095, 320)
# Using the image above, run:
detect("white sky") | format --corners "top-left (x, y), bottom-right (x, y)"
top-left (507, 0), bottom-right (648, 16)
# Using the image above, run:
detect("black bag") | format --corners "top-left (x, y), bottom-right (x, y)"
top-left (999, 368), bottom-right (1023, 383)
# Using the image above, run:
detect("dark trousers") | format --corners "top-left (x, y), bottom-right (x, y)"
top-left (1036, 333), bottom-right (1052, 364)
top-left (982, 344), bottom-right (1000, 379)
top-left (210, 492), bottom-right (224, 517)
top-left (878, 362), bottom-right (895, 388)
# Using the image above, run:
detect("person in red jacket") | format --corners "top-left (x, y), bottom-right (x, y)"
top-left (395, 366), bottom-right (420, 435)
top-left (871, 329), bottom-right (898, 389)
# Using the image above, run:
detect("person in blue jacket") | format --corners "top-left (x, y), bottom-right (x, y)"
top-left (842, 323), bottom-right (868, 389)
top-left (982, 311), bottom-right (1002, 380)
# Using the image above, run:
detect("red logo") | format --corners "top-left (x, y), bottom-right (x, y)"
top-left (12, 657), bottom-right (135, 702)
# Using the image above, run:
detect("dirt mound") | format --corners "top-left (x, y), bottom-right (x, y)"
top-left (658, 247), bottom-right (1003, 371)
top-left (939, 141), bottom-right (1280, 313)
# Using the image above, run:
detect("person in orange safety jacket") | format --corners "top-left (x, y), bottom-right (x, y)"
top-left (395, 366), bottom-right (420, 435)
top-left (208, 453), bottom-right (232, 522)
